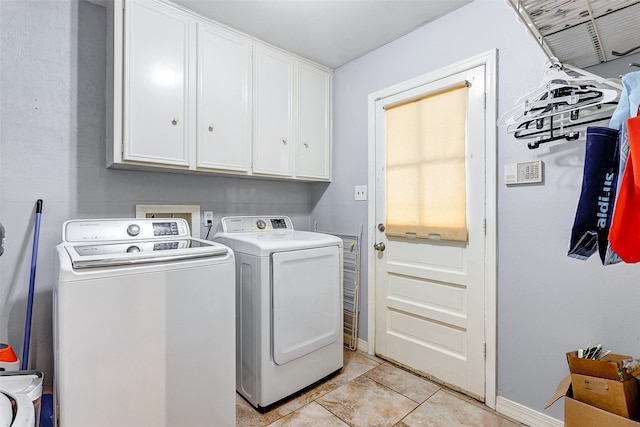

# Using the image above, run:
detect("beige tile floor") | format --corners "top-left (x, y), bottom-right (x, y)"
top-left (237, 349), bottom-right (528, 427)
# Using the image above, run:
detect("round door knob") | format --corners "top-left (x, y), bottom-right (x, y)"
top-left (127, 224), bottom-right (140, 236)
top-left (373, 242), bottom-right (386, 252)
top-left (208, 124), bottom-right (214, 132)
top-left (378, 223), bottom-right (386, 232)
top-left (171, 118), bottom-right (179, 126)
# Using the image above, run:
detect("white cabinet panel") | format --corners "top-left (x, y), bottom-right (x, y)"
top-left (196, 22), bottom-right (252, 172)
top-left (123, 1), bottom-right (191, 166)
top-left (297, 63), bottom-right (331, 180)
top-left (252, 45), bottom-right (294, 177)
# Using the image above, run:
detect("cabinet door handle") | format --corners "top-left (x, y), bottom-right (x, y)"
top-left (208, 124), bottom-right (214, 132)
top-left (303, 141), bottom-right (309, 148)
top-left (282, 138), bottom-right (287, 145)
top-left (171, 118), bottom-right (179, 126)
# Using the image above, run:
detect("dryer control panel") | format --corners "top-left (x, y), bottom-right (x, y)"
top-left (220, 216), bottom-right (293, 233)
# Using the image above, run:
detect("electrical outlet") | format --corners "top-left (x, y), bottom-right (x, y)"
top-left (355, 185), bottom-right (367, 201)
top-left (204, 211), bottom-right (214, 224)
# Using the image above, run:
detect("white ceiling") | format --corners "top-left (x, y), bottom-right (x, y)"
top-left (172, 0), bottom-right (473, 69)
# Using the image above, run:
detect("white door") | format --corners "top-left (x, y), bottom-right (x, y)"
top-left (123, 0), bottom-right (191, 167)
top-left (373, 64), bottom-right (488, 400)
top-left (196, 21), bottom-right (252, 172)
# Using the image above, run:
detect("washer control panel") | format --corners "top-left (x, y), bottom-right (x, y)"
top-left (220, 216), bottom-right (293, 233)
top-left (63, 218), bottom-right (190, 242)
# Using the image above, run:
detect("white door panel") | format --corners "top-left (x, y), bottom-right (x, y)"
top-left (374, 64), bottom-right (487, 400)
top-left (272, 246), bottom-right (341, 365)
top-left (253, 46), bottom-right (294, 176)
top-left (196, 22), bottom-right (251, 172)
top-left (124, 1), bottom-right (190, 166)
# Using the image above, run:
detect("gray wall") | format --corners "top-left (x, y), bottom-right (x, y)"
top-left (0, 0), bottom-right (313, 387)
top-left (311, 0), bottom-right (640, 422)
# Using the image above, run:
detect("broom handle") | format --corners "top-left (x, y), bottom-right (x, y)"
top-left (22, 199), bottom-right (43, 370)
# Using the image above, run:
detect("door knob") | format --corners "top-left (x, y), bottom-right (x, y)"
top-left (377, 223), bottom-right (385, 232)
top-left (373, 242), bottom-right (386, 252)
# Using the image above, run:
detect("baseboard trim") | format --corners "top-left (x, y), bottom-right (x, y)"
top-left (496, 396), bottom-right (563, 427)
top-left (356, 338), bottom-right (368, 353)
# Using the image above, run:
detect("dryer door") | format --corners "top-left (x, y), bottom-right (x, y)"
top-left (272, 246), bottom-right (341, 365)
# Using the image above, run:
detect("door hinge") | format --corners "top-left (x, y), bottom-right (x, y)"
top-left (482, 218), bottom-right (486, 235)
top-left (483, 92), bottom-right (486, 109)
top-left (483, 342), bottom-right (487, 359)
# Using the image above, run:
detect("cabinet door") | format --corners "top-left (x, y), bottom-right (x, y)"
top-left (123, 1), bottom-right (190, 166)
top-left (252, 45), bottom-right (294, 177)
top-left (196, 22), bottom-right (251, 172)
top-left (297, 63), bottom-right (331, 180)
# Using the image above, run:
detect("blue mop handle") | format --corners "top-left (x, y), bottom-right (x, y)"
top-left (22, 199), bottom-right (43, 370)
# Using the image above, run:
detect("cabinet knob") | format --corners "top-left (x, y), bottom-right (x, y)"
top-left (171, 118), bottom-right (179, 126)
top-left (282, 138), bottom-right (287, 145)
top-left (303, 141), bottom-right (309, 148)
top-left (208, 124), bottom-right (214, 132)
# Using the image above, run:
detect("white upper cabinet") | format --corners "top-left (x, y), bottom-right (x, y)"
top-left (252, 45), bottom-right (295, 177)
top-left (297, 63), bottom-right (331, 180)
top-left (109, 0), bottom-right (332, 181)
top-left (196, 22), bottom-right (252, 173)
top-left (123, 0), bottom-right (192, 167)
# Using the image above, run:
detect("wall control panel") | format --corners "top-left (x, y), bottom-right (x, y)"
top-left (505, 160), bottom-right (543, 185)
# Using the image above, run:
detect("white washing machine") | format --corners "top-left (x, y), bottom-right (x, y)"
top-left (55, 218), bottom-right (236, 427)
top-left (214, 216), bottom-right (343, 409)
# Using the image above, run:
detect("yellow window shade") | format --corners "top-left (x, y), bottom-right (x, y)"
top-left (385, 85), bottom-right (469, 242)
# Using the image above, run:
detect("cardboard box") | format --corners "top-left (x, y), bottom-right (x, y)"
top-left (566, 351), bottom-right (639, 419)
top-left (547, 353), bottom-right (640, 426)
top-left (547, 376), bottom-right (640, 427)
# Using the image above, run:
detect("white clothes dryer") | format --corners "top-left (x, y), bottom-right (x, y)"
top-left (55, 218), bottom-right (236, 427)
top-left (214, 216), bottom-right (343, 409)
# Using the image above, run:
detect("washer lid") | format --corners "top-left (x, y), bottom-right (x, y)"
top-left (214, 230), bottom-right (342, 256)
top-left (63, 238), bottom-right (229, 269)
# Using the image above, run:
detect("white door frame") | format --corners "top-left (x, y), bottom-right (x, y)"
top-left (366, 49), bottom-right (498, 409)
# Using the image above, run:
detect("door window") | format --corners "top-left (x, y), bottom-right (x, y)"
top-left (385, 84), bottom-right (469, 242)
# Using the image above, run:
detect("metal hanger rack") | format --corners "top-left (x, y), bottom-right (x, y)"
top-left (315, 223), bottom-right (362, 351)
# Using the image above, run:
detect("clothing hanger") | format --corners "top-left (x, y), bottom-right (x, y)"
top-left (511, 103), bottom-right (618, 149)
top-left (500, 59), bottom-right (621, 149)
top-left (499, 61), bottom-right (620, 128)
